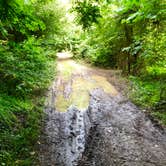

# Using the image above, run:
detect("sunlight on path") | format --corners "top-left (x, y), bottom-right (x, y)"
top-left (57, 52), bottom-right (73, 59)
top-left (55, 52), bottom-right (118, 112)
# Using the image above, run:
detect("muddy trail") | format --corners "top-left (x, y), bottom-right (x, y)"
top-left (39, 53), bottom-right (166, 166)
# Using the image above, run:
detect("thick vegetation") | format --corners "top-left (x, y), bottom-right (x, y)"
top-left (0, 0), bottom-right (66, 165)
top-left (72, 0), bottom-right (166, 124)
top-left (0, 0), bottom-right (166, 165)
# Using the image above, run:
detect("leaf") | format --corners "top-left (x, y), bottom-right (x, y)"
top-left (122, 46), bottom-right (131, 52)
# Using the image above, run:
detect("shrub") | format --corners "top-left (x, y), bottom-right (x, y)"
top-left (0, 37), bottom-right (56, 97)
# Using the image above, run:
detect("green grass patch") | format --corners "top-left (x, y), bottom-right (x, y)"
top-left (129, 76), bottom-right (166, 125)
top-left (0, 39), bottom-right (57, 165)
top-left (129, 76), bottom-right (161, 108)
top-left (152, 112), bottom-right (166, 126)
top-left (0, 93), bottom-right (44, 165)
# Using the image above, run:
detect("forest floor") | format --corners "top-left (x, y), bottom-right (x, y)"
top-left (38, 52), bottom-right (166, 166)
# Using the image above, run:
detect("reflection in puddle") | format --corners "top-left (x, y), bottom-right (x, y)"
top-left (91, 75), bottom-right (118, 96)
top-left (55, 58), bottom-right (118, 112)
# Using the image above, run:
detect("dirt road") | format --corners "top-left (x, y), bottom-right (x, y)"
top-left (39, 53), bottom-right (166, 166)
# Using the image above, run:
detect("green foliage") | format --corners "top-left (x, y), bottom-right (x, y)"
top-left (0, 0), bottom-right (67, 165)
top-left (129, 76), bottom-right (166, 125)
top-left (73, 0), bottom-right (101, 29)
top-left (0, 93), bottom-right (43, 165)
top-left (129, 76), bottom-right (161, 108)
top-left (0, 37), bottom-right (56, 164)
top-left (35, 0), bottom-right (66, 37)
top-left (142, 30), bottom-right (166, 76)
top-left (152, 112), bottom-right (166, 126)
top-left (0, 38), bottom-right (56, 97)
top-left (72, 2), bottom-right (124, 67)
top-left (0, 0), bottom-right (45, 41)
top-left (73, 0), bottom-right (166, 71)
top-left (72, 0), bottom-right (166, 124)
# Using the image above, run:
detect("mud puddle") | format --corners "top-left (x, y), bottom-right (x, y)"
top-left (39, 53), bottom-right (166, 166)
top-left (54, 52), bottom-right (118, 112)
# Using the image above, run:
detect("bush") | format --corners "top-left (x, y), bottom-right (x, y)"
top-left (0, 37), bottom-right (56, 97)
top-left (0, 0), bottom-right (66, 165)
top-left (0, 93), bottom-right (44, 165)
top-left (129, 76), bottom-right (166, 125)
top-left (0, 37), bottom-right (56, 164)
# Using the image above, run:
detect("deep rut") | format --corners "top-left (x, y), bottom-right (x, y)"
top-left (38, 53), bottom-right (166, 166)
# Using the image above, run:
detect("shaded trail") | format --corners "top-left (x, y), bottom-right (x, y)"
top-left (39, 53), bottom-right (166, 166)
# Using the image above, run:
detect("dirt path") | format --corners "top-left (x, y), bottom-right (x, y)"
top-left (39, 53), bottom-right (166, 166)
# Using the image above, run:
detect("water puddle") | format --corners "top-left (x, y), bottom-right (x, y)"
top-left (91, 75), bottom-right (118, 95)
top-left (40, 53), bottom-right (166, 166)
top-left (55, 53), bottom-right (118, 112)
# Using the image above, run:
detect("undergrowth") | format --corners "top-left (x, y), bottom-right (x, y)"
top-left (0, 94), bottom-right (43, 165)
top-left (0, 0), bottom-right (66, 165)
top-left (129, 74), bottom-right (166, 125)
top-left (0, 39), bottom-right (56, 165)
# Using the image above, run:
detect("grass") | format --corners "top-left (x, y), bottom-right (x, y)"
top-left (129, 76), bottom-right (161, 108)
top-left (0, 40), bottom-right (57, 165)
top-left (152, 112), bottom-right (166, 125)
top-left (0, 93), bottom-right (45, 165)
top-left (129, 75), bottom-right (166, 125)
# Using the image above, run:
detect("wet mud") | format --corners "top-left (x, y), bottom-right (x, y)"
top-left (38, 53), bottom-right (166, 166)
